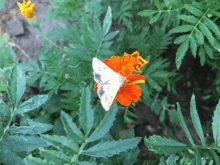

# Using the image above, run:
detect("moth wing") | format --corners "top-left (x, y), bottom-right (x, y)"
top-left (92, 57), bottom-right (126, 111)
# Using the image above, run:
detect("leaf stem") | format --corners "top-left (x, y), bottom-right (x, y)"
top-left (71, 140), bottom-right (87, 162)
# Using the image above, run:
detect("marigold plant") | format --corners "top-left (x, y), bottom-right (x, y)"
top-left (94, 51), bottom-right (149, 106)
top-left (17, 0), bottom-right (35, 19)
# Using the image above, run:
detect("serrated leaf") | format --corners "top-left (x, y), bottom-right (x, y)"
top-left (15, 95), bottom-right (48, 115)
top-left (150, 12), bottom-right (161, 24)
top-left (177, 102), bottom-right (195, 146)
top-left (0, 120), bottom-right (3, 136)
top-left (144, 135), bottom-right (188, 155)
top-left (0, 143), bottom-right (27, 165)
top-left (190, 36), bottom-right (197, 58)
top-left (3, 135), bottom-right (48, 152)
top-left (7, 65), bottom-right (26, 109)
top-left (169, 25), bottom-right (194, 34)
top-left (203, 17), bottom-right (220, 37)
top-left (0, 99), bottom-right (11, 121)
top-left (79, 87), bottom-right (94, 137)
top-left (87, 104), bottom-right (117, 142)
top-left (61, 111), bottom-right (85, 143)
top-left (153, 0), bottom-right (161, 9)
top-left (73, 162), bottom-right (97, 165)
top-left (103, 6), bottom-right (112, 36)
top-left (40, 148), bottom-right (71, 164)
top-left (204, 43), bottom-right (213, 59)
top-left (137, 10), bottom-right (158, 17)
top-left (82, 137), bottom-right (141, 157)
top-left (174, 35), bottom-right (189, 45)
top-left (212, 100), bottom-right (220, 147)
top-left (185, 4), bottom-right (203, 17)
top-left (175, 39), bottom-right (189, 69)
top-left (198, 46), bottom-right (205, 66)
top-left (104, 31), bottom-right (119, 41)
top-left (210, 149), bottom-right (220, 165)
top-left (177, 15), bottom-right (199, 24)
top-left (8, 120), bottom-right (53, 135)
top-left (41, 134), bottom-right (79, 155)
top-left (195, 28), bottom-right (204, 45)
top-left (123, 147), bottom-right (139, 165)
top-left (199, 22), bottom-right (214, 46)
top-left (25, 155), bottom-right (56, 165)
top-left (190, 94), bottom-right (205, 146)
top-left (146, 76), bottom-right (162, 91)
top-left (160, 158), bottom-right (168, 165)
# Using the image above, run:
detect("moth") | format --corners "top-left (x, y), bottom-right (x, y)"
top-left (92, 57), bottom-right (127, 111)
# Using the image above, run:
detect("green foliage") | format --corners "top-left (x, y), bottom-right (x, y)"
top-left (145, 95), bottom-right (220, 164)
top-left (0, 65), bottom-right (52, 165)
top-left (0, 0), bottom-right (5, 10)
top-left (138, 0), bottom-right (220, 69)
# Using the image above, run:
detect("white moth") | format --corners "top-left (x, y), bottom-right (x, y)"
top-left (92, 57), bottom-right (127, 111)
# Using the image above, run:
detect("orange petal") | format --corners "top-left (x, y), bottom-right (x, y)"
top-left (126, 84), bottom-right (142, 97)
top-left (120, 64), bottom-right (133, 77)
top-left (103, 59), bottom-right (116, 71)
top-left (117, 91), bottom-right (132, 106)
top-left (94, 83), bottom-right (98, 91)
top-left (127, 74), bottom-right (145, 85)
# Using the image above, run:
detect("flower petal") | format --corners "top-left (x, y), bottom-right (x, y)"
top-left (120, 64), bottom-right (133, 77)
top-left (103, 59), bottom-right (116, 71)
top-left (127, 74), bottom-right (146, 85)
top-left (117, 89), bottom-right (132, 106)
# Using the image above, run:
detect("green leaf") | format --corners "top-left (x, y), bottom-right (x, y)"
top-left (190, 94), bottom-right (205, 146)
top-left (0, 143), bottom-right (27, 165)
top-left (169, 25), bottom-right (194, 34)
top-left (153, 0), bottom-right (161, 10)
top-left (25, 155), bottom-right (55, 165)
top-left (185, 4), bottom-right (203, 17)
top-left (175, 39), bottom-right (189, 69)
top-left (40, 148), bottom-right (71, 164)
top-left (177, 102), bottom-right (195, 146)
top-left (199, 22), bottom-right (214, 46)
top-left (41, 134), bottom-right (79, 155)
top-left (146, 76), bottom-right (162, 92)
top-left (212, 100), bottom-right (220, 147)
top-left (137, 10), bottom-right (158, 17)
top-left (210, 149), bottom-right (220, 165)
top-left (123, 147), bottom-right (139, 165)
top-left (73, 161), bottom-right (96, 165)
top-left (167, 154), bottom-right (176, 165)
top-left (82, 137), bottom-right (141, 157)
top-left (79, 87), bottom-right (94, 137)
top-left (149, 12), bottom-right (161, 24)
top-left (3, 135), bottom-right (48, 152)
top-left (203, 43), bottom-right (213, 59)
top-left (0, 120), bottom-right (3, 137)
top-left (177, 15), bottom-right (199, 24)
top-left (8, 120), bottom-right (53, 135)
top-left (103, 6), bottom-right (112, 36)
top-left (104, 31), bottom-right (119, 41)
top-left (61, 111), bottom-right (85, 143)
top-left (195, 148), bottom-right (202, 165)
top-left (0, 99), bottom-right (11, 121)
top-left (198, 46), bottom-right (205, 66)
top-left (195, 28), bottom-right (204, 45)
top-left (189, 36), bottom-right (197, 58)
top-left (144, 135), bottom-right (188, 155)
top-left (15, 95), bottom-right (48, 115)
top-left (162, 12), bottom-right (170, 30)
top-left (174, 35), bottom-right (189, 44)
top-left (160, 158), bottom-right (167, 165)
top-left (203, 17), bottom-right (220, 37)
top-left (7, 65), bottom-right (26, 109)
top-left (0, 34), bottom-right (10, 47)
top-left (87, 104), bottom-right (117, 142)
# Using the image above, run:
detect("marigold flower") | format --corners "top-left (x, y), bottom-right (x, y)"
top-left (94, 51), bottom-right (149, 106)
top-left (17, 0), bottom-right (35, 19)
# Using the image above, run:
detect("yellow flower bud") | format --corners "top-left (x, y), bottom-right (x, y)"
top-left (17, 0), bottom-right (35, 19)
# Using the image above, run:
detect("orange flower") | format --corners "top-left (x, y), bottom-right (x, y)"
top-left (17, 0), bottom-right (35, 19)
top-left (124, 51), bottom-right (149, 73)
top-left (94, 51), bottom-right (149, 106)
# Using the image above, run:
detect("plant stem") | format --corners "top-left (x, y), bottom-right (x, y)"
top-left (71, 141), bottom-right (87, 162)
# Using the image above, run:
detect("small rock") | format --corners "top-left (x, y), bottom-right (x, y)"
top-left (3, 17), bottom-right (25, 36)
